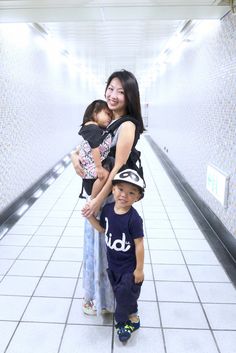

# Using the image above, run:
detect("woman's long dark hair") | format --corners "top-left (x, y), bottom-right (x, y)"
top-left (105, 70), bottom-right (145, 133)
top-left (81, 99), bottom-right (109, 126)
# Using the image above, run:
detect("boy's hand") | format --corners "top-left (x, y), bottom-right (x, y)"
top-left (82, 197), bottom-right (101, 217)
top-left (133, 269), bottom-right (144, 284)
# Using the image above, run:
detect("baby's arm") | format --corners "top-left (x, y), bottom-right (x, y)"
top-left (91, 147), bottom-right (108, 180)
top-left (87, 215), bottom-right (105, 234)
top-left (133, 237), bottom-right (144, 283)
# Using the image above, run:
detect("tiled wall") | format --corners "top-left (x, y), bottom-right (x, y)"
top-left (0, 24), bottom-right (93, 213)
top-left (148, 13), bottom-right (236, 237)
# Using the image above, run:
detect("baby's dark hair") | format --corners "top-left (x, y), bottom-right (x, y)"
top-left (81, 100), bottom-right (110, 126)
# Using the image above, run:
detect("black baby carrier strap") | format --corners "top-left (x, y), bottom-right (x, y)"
top-left (106, 116), bottom-right (145, 186)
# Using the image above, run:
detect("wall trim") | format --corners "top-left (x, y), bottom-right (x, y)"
top-left (146, 135), bottom-right (236, 285)
top-left (0, 153), bottom-right (72, 240)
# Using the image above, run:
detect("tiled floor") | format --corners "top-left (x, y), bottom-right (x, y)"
top-left (0, 136), bottom-right (236, 353)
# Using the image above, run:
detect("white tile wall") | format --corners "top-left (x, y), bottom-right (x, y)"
top-left (147, 13), bottom-right (236, 237)
top-left (0, 24), bottom-right (94, 213)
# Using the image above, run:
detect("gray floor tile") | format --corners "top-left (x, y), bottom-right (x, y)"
top-left (18, 247), bottom-right (55, 260)
top-left (7, 225), bottom-right (38, 235)
top-left (0, 296), bottom-right (30, 320)
top-left (145, 228), bottom-right (175, 238)
top-left (153, 264), bottom-right (191, 281)
top-left (74, 278), bottom-right (84, 298)
top-left (148, 238), bottom-right (180, 250)
top-left (0, 246), bottom-right (24, 259)
top-left (143, 263), bottom-right (154, 280)
top-left (0, 321), bottom-right (18, 352)
top-left (139, 280), bottom-right (156, 301)
top-left (0, 259), bottom-right (15, 275)
top-left (182, 251), bottom-right (220, 265)
top-left (188, 265), bottom-right (230, 283)
top-left (159, 302), bottom-right (209, 329)
top-left (170, 218), bottom-right (199, 229)
top-left (41, 217), bottom-right (69, 227)
top-left (35, 226), bottom-right (64, 236)
top-left (164, 329), bottom-right (219, 353)
top-left (145, 219), bottom-right (173, 229)
top-left (67, 218), bottom-right (84, 227)
top-left (156, 281), bottom-right (199, 302)
top-left (150, 250), bottom-right (185, 264)
top-left (57, 236), bottom-right (84, 248)
top-left (174, 229), bottom-right (205, 239)
top-left (22, 297), bottom-right (71, 323)
top-left (34, 277), bottom-right (77, 298)
top-left (168, 213), bottom-right (196, 221)
top-left (15, 216), bottom-right (46, 226)
top-left (7, 260), bottom-right (48, 276)
top-left (23, 210), bottom-right (49, 218)
top-left (48, 210), bottom-right (72, 217)
top-left (195, 282), bottom-right (236, 303)
top-left (138, 301), bottom-right (161, 328)
top-left (51, 247), bottom-right (83, 261)
top-left (203, 304), bottom-right (236, 329)
top-left (0, 276), bottom-right (40, 296)
top-left (213, 330), bottom-right (236, 353)
top-left (113, 328), bottom-right (165, 352)
top-left (178, 239), bottom-right (212, 251)
top-left (63, 226), bottom-right (84, 236)
top-left (43, 261), bottom-right (82, 278)
top-left (144, 212), bottom-right (169, 220)
top-left (28, 236), bottom-right (59, 247)
top-left (0, 235), bottom-right (31, 246)
top-left (5, 322), bottom-right (64, 353)
top-left (60, 325), bottom-right (112, 353)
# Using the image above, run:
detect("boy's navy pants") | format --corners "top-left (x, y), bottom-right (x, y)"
top-left (107, 269), bottom-right (142, 323)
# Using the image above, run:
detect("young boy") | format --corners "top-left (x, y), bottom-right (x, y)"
top-left (86, 168), bottom-right (145, 342)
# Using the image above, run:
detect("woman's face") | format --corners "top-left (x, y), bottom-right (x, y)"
top-left (105, 77), bottom-right (126, 117)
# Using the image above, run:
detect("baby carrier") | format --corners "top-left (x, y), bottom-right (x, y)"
top-left (79, 115), bottom-right (145, 198)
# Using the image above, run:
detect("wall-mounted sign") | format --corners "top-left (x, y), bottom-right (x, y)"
top-left (206, 164), bottom-right (229, 208)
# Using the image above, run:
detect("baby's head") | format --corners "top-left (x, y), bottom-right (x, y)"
top-left (112, 169), bottom-right (145, 202)
top-left (82, 99), bottom-right (112, 128)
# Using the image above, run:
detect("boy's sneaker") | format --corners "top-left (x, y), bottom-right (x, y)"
top-left (115, 322), bottom-right (131, 342)
top-left (82, 300), bottom-right (97, 316)
top-left (125, 316), bottom-right (140, 333)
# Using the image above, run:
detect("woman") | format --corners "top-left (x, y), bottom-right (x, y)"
top-left (72, 69), bottom-right (145, 315)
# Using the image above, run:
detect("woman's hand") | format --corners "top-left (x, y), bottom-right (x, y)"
top-left (71, 151), bottom-right (85, 177)
top-left (96, 166), bottom-right (108, 180)
top-left (82, 197), bottom-right (102, 217)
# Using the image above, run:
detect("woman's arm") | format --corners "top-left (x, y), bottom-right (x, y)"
top-left (133, 237), bottom-right (144, 283)
top-left (82, 121), bottom-right (136, 216)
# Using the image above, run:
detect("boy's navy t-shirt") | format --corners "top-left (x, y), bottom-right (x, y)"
top-left (100, 202), bottom-right (144, 274)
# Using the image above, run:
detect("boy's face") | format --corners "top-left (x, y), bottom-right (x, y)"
top-left (112, 182), bottom-right (141, 208)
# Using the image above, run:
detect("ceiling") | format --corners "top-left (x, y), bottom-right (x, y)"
top-left (0, 1), bottom-right (232, 95)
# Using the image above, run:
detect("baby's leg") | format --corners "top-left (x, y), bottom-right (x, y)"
top-left (91, 169), bottom-right (109, 198)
